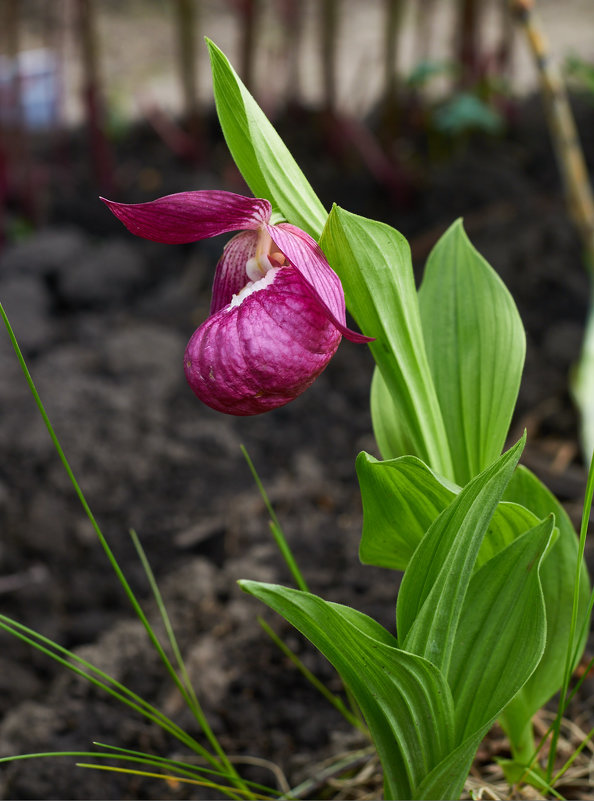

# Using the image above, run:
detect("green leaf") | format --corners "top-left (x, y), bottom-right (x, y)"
top-left (415, 516), bottom-right (552, 799)
top-left (357, 452), bottom-right (539, 571)
top-left (358, 453), bottom-right (589, 760)
top-left (499, 466), bottom-right (590, 751)
top-left (206, 39), bottom-right (327, 239)
top-left (498, 758), bottom-right (550, 794)
top-left (320, 206), bottom-right (454, 478)
top-left (397, 435), bottom-right (525, 673)
top-left (478, 500), bottom-right (543, 565)
top-left (572, 300), bottom-right (594, 461)
top-left (239, 581), bottom-right (456, 800)
top-left (448, 517), bottom-right (552, 740)
top-left (357, 453), bottom-right (456, 570)
top-left (417, 219), bottom-right (525, 486)
top-left (370, 365), bottom-right (411, 460)
top-left (415, 734), bottom-right (488, 801)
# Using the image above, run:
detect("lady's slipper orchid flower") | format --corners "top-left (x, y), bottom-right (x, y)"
top-left (102, 190), bottom-right (371, 415)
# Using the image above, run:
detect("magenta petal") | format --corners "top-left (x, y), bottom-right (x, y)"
top-left (210, 231), bottom-right (258, 314)
top-left (266, 223), bottom-right (373, 344)
top-left (101, 191), bottom-right (271, 243)
top-left (184, 266), bottom-right (342, 415)
top-left (266, 223), bottom-right (344, 319)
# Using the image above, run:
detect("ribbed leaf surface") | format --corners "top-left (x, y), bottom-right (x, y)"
top-left (320, 206), bottom-right (453, 478)
top-left (417, 220), bottom-right (525, 486)
top-left (500, 466), bottom-right (590, 747)
top-left (357, 452), bottom-right (538, 570)
top-left (240, 582), bottom-right (455, 800)
top-left (397, 437), bottom-right (524, 672)
top-left (207, 40), bottom-right (327, 239)
top-left (448, 518), bottom-right (552, 739)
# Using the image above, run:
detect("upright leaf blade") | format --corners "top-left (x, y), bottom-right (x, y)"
top-left (417, 219), bottom-right (525, 486)
top-left (240, 581), bottom-right (457, 801)
top-left (397, 435), bottom-right (525, 672)
top-left (500, 466), bottom-right (590, 749)
top-left (447, 517), bottom-right (552, 740)
top-left (207, 39), bottom-right (327, 238)
top-left (415, 734), bottom-right (487, 801)
top-left (358, 453), bottom-right (589, 760)
top-left (321, 206), bottom-right (454, 478)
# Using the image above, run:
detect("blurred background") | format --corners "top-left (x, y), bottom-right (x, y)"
top-left (1, 0), bottom-right (593, 240)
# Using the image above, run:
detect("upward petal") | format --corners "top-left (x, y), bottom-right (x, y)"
top-left (101, 191), bottom-right (271, 244)
top-left (266, 223), bottom-right (373, 343)
top-left (210, 230), bottom-right (258, 314)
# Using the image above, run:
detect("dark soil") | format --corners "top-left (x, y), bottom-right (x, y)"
top-left (1, 93), bottom-right (594, 800)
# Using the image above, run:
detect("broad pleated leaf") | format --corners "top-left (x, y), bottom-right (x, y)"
top-left (357, 453), bottom-right (455, 569)
top-left (397, 436), bottom-right (524, 673)
top-left (402, 471), bottom-right (549, 799)
top-left (478, 501), bottom-right (542, 565)
top-left (416, 734), bottom-right (488, 801)
top-left (357, 452), bottom-right (539, 571)
top-left (240, 581), bottom-right (456, 800)
top-left (448, 517), bottom-right (552, 740)
top-left (417, 219), bottom-right (525, 486)
top-left (499, 466), bottom-right (590, 749)
top-left (320, 206), bottom-right (454, 478)
top-left (207, 40), bottom-right (327, 239)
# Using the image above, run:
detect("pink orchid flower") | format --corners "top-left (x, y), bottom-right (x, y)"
top-left (102, 190), bottom-right (371, 415)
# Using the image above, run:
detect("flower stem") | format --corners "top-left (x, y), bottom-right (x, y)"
top-left (240, 445), bottom-right (309, 593)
